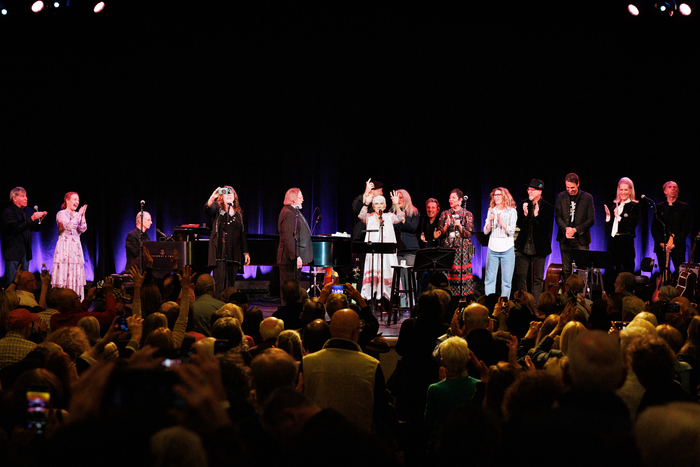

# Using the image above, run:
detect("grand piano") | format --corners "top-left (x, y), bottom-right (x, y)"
top-left (144, 227), bottom-right (353, 276)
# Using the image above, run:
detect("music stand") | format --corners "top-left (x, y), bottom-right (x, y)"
top-left (353, 241), bottom-right (397, 315)
top-left (571, 250), bottom-right (612, 298)
top-left (413, 248), bottom-right (456, 274)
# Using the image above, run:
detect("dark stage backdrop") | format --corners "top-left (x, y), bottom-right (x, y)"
top-left (1, 2), bottom-right (698, 284)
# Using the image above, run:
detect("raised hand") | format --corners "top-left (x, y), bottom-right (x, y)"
top-left (178, 265), bottom-right (194, 289)
top-left (129, 265), bottom-right (145, 288)
top-left (390, 190), bottom-right (400, 206)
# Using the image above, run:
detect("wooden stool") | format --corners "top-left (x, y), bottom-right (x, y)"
top-left (390, 265), bottom-right (417, 325)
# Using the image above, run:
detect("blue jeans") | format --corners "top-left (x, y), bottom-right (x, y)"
top-left (4, 257), bottom-right (29, 287)
top-left (484, 247), bottom-right (515, 298)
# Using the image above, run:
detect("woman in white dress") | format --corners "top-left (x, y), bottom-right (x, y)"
top-left (52, 192), bottom-right (87, 300)
top-left (358, 192), bottom-right (404, 301)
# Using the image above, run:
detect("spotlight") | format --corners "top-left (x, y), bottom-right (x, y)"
top-left (678, 2), bottom-right (692, 14)
top-left (93, 1), bottom-right (104, 13)
top-left (1, 7), bottom-right (6, 15)
top-left (657, 1), bottom-right (675, 14)
top-left (31, 1), bottom-right (44, 12)
top-left (628, 3), bottom-right (641, 15)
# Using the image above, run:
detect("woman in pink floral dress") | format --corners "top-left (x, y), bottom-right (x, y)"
top-left (51, 192), bottom-right (87, 300)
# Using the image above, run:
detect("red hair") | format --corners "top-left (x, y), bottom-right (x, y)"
top-left (61, 192), bottom-right (79, 210)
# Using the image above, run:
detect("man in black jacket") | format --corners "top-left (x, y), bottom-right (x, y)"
top-left (651, 180), bottom-right (691, 279)
top-left (555, 173), bottom-right (595, 280)
top-left (514, 179), bottom-right (553, 302)
top-left (277, 188), bottom-right (313, 289)
top-left (1, 187), bottom-right (46, 287)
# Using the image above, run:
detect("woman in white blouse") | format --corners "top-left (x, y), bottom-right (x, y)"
top-left (483, 187), bottom-right (518, 298)
top-left (604, 177), bottom-right (640, 279)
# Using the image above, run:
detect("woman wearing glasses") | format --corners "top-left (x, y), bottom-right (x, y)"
top-left (483, 187), bottom-right (518, 299)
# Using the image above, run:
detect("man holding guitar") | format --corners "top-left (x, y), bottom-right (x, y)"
top-left (651, 181), bottom-right (691, 283)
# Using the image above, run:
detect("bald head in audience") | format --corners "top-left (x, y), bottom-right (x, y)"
top-left (329, 309), bottom-right (361, 342)
top-left (260, 317), bottom-right (285, 342)
top-left (463, 303), bottom-right (490, 334)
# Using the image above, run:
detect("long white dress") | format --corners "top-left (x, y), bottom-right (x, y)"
top-left (358, 207), bottom-right (404, 300)
top-left (51, 209), bottom-right (87, 300)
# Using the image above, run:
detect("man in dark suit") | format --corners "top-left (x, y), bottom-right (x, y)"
top-left (124, 211), bottom-right (152, 271)
top-left (1, 187), bottom-right (46, 287)
top-left (555, 173), bottom-right (595, 280)
top-left (514, 179), bottom-right (553, 302)
top-left (651, 180), bottom-right (691, 278)
top-left (277, 188), bottom-right (313, 291)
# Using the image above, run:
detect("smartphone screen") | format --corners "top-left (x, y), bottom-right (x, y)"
top-left (332, 284), bottom-right (344, 294)
top-left (27, 387), bottom-right (50, 433)
top-left (116, 317), bottom-right (129, 332)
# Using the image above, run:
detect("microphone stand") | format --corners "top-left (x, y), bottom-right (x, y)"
top-left (311, 207), bottom-right (321, 235)
top-left (139, 202), bottom-right (145, 273)
top-left (646, 196), bottom-right (672, 283)
top-left (379, 211), bottom-right (386, 314)
top-left (293, 207), bottom-right (300, 282)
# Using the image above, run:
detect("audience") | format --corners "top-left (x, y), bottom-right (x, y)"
top-left (2, 260), bottom-right (699, 467)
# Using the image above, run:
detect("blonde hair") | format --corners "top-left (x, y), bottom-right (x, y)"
top-left (560, 321), bottom-right (587, 356)
top-left (614, 177), bottom-right (637, 203)
top-left (217, 303), bottom-right (244, 323)
top-left (283, 188), bottom-right (301, 206)
top-left (391, 189), bottom-right (420, 217)
top-left (488, 187), bottom-right (515, 209)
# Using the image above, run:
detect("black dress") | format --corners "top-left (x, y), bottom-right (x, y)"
top-left (205, 203), bottom-right (249, 294)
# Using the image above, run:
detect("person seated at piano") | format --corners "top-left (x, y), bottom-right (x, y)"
top-left (604, 177), bottom-right (640, 292)
top-left (205, 186), bottom-right (250, 299)
top-left (358, 192), bottom-right (404, 303)
top-left (125, 211), bottom-right (152, 271)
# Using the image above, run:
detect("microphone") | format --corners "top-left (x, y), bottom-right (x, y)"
top-left (140, 200), bottom-right (145, 207)
top-left (641, 195), bottom-right (656, 205)
top-left (463, 195), bottom-right (469, 204)
top-left (156, 228), bottom-right (167, 239)
top-left (34, 205), bottom-right (42, 224)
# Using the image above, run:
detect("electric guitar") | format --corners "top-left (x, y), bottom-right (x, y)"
top-left (676, 233), bottom-right (700, 298)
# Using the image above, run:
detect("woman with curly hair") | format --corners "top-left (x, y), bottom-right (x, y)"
top-left (483, 187), bottom-right (518, 299)
top-left (205, 186), bottom-right (250, 298)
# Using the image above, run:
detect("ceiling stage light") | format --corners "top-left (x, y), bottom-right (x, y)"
top-left (93, 1), bottom-right (104, 13)
top-left (31, 0), bottom-right (44, 12)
